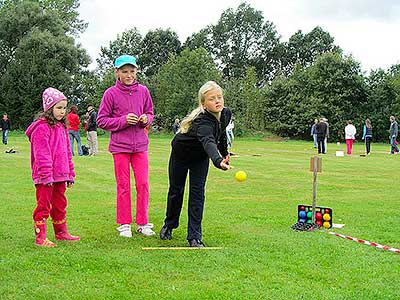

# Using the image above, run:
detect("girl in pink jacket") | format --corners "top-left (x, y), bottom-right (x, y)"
top-left (26, 87), bottom-right (80, 247)
top-left (97, 55), bottom-right (155, 238)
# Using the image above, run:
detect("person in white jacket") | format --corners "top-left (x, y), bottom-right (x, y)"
top-left (345, 120), bottom-right (357, 155)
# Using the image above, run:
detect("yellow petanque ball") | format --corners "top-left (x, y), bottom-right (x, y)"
top-left (235, 171), bottom-right (247, 182)
top-left (337, 142), bottom-right (340, 145)
top-left (323, 213), bottom-right (331, 221)
top-left (323, 222), bottom-right (331, 229)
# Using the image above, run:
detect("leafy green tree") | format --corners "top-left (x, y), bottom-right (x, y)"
top-left (365, 68), bottom-right (398, 141)
top-left (387, 64), bottom-right (400, 116)
top-left (183, 27), bottom-right (213, 52)
top-left (152, 48), bottom-right (221, 129)
top-left (0, 0), bottom-right (90, 128)
top-left (97, 28), bottom-right (142, 75)
top-left (0, 1), bottom-right (64, 76)
top-left (263, 70), bottom-right (312, 137)
top-left (309, 54), bottom-right (367, 141)
top-left (212, 2), bottom-right (281, 81)
top-left (92, 68), bottom-right (116, 107)
top-left (38, 0), bottom-right (87, 36)
top-left (264, 53), bottom-right (367, 140)
top-left (242, 67), bottom-right (263, 130)
top-left (139, 28), bottom-right (182, 78)
top-left (69, 70), bottom-right (101, 113)
top-left (184, 2), bottom-right (281, 83)
top-left (281, 26), bottom-right (342, 76)
top-left (222, 77), bottom-right (242, 133)
top-left (223, 67), bottom-right (262, 134)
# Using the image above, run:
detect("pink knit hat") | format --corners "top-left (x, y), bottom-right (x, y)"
top-left (42, 87), bottom-right (66, 111)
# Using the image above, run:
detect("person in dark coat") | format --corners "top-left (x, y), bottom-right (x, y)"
top-left (0, 113), bottom-right (11, 145)
top-left (86, 104), bottom-right (98, 156)
top-left (315, 118), bottom-right (328, 154)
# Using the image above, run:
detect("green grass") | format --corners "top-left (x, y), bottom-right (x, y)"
top-left (1, 133), bottom-right (399, 299)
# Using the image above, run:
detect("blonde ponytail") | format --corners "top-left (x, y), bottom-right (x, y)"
top-left (179, 81), bottom-right (223, 134)
top-left (179, 107), bottom-right (204, 133)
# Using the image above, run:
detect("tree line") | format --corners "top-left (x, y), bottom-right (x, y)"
top-left (0, 0), bottom-right (399, 142)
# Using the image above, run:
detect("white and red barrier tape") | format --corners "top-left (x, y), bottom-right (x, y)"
top-left (328, 231), bottom-right (400, 254)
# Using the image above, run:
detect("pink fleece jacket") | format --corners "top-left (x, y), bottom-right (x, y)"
top-left (25, 119), bottom-right (75, 185)
top-left (97, 80), bottom-right (154, 154)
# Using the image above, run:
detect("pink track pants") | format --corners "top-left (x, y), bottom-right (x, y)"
top-left (113, 152), bottom-right (149, 225)
top-left (346, 139), bottom-right (354, 155)
top-left (33, 182), bottom-right (67, 223)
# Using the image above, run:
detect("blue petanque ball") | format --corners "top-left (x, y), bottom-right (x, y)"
top-left (299, 211), bottom-right (307, 218)
top-left (299, 218), bottom-right (306, 223)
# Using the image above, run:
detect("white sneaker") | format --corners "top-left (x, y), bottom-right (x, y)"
top-left (140, 223), bottom-right (154, 229)
top-left (116, 224), bottom-right (132, 238)
top-left (136, 224), bottom-right (155, 236)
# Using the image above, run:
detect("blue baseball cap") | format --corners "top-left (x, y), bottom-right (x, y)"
top-left (114, 55), bottom-right (138, 69)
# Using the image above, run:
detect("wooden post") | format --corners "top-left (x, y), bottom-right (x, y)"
top-left (310, 156), bottom-right (322, 223)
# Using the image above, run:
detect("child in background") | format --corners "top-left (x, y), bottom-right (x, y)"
top-left (159, 81), bottom-right (232, 247)
top-left (86, 104), bottom-right (98, 156)
top-left (25, 87), bottom-right (80, 247)
top-left (67, 105), bottom-right (83, 156)
top-left (173, 118), bottom-right (180, 134)
top-left (362, 118), bottom-right (373, 155)
top-left (344, 120), bottom-right (356, 155)
top-left (97, 55), bottom-right (155, 238)
top-left (226, 116), bottom-right (235, 155)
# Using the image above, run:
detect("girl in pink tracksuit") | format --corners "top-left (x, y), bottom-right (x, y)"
top-left (97, 55), bottom-right (155, 238)
top-left (26, 87), bottom-right (80, 247)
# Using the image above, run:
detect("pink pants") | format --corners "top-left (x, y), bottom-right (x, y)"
top-left (33, 182), bottom-right (67, 223)
top-left (346, 139), bottom-right (354, 155)
top-left (113, 152), bottom-right (149, 225)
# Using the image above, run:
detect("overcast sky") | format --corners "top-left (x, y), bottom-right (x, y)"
top-left (77, 0), bottom-right (400, 72)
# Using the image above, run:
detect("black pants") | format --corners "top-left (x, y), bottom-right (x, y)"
top-left (317, 136), bottom-right (325, 154)
top-left (164, 150), bottom-right (209, 240)
top-left (365, 137), bottom-right (371, 154)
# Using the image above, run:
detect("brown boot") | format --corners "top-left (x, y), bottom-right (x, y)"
top-left (53, 220), bottom-right (80, 241)
top-left (34, 219), bottom-right (56, 247)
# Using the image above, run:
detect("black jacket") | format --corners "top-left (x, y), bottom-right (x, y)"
top-left (0, 119), bottom-right (11, 130)
top-left (87, 109), bottom-right (97, 131)
top-left (171, 107), bottom-right (231, 169)
top-left (315, 121), bottom-right (327, 138)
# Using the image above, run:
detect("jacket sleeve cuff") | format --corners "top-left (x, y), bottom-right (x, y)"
top-left (212, 157), bottom-right (223, 169)
top-left (140, 121), bottom-right (149, 128)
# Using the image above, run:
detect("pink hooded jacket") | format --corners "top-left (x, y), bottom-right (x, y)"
top-left (25, 119), bottom-right (75, 185)
top-left (97, 80), bottom-right (154, 154)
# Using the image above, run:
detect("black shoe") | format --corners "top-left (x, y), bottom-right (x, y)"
top-left (159, 225), bottom-right (172, 240)
top-left (188, 239), bottom-right (205, 248)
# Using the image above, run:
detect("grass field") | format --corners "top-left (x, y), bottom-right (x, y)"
top-left (1, 133), bottom-right (399, 299)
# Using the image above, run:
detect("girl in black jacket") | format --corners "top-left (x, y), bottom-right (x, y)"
top-left (160, 81), bottom-right (232, 247)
